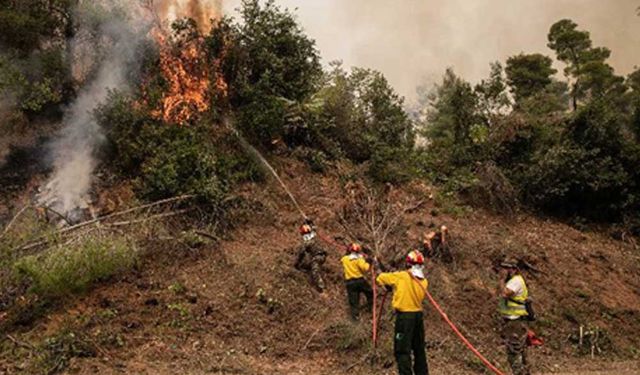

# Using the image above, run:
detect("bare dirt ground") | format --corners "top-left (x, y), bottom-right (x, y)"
top-left (540, 360), bottom-right (639, 375)
top-left (1, 158), bottom-right (639, 374)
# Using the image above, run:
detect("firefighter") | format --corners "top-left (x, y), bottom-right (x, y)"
top-left (422, 224), bottom-right (451, 262)
top-left (340, 243), bottom-right (374, 320)
top-left (377, 250), bottom-right (429, 375)
top-left (294, 218), bottom-right (327, 292)
top-left (498, 258), bottom-right (532, 375)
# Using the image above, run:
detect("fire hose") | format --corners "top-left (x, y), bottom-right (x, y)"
top-left (371, 266), bottom-right (377, 347)
top-left (410, 274), bottom-right (507, 375)
top-left (233, 118), bottom-right (505, 373)
top-left (426, 291), bottom-right (506, 375)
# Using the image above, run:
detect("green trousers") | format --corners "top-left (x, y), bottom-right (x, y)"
top-left (295, 241), bottom-right (327, 291)
top-left (394, 311), bottom-right (429, 375)
top-left (345, 278), bottom-right (373, 320)
top-left (501, 319), bottom-right (531, 375)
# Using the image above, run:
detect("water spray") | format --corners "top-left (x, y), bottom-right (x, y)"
top-left (223, 118), bottom-right (308, 220)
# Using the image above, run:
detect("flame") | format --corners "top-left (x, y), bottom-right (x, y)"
top-left (145, 0), bottom-right (226, 124)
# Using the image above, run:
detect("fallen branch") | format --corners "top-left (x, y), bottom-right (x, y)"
top-left (0, 204), bottom-right (30, 239)
top-left (43, 206), bottom-right (72, 226)
top-left (105, 209), bottom-right (193, 227)
top-left (344, 353), bottom-right (370, 372)
top-left (302, 326), bottom-right (322, 351)
top-left (13, 195), bottom-right (195, 252)
top-left (6, 334), bottom-right (37, 351)
top-left (195, 231), bottom-right (219, 241)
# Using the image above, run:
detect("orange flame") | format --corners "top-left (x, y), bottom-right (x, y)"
top-left (146, 0), bottom-right (226, 124)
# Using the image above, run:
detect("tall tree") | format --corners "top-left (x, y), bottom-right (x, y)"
top-left (206, 0), bottom-right (323, 146)
top-left (547, 19), bottom-right (619, 110)
top-left (505, 53), bottom-right (556, 104)
top-left (421, 68), bottom-right (481, 169)
top-left (475, 62), bottom-right (510, 126)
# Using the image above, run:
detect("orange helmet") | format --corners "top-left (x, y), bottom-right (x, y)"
top-left (347, 243), bottom-right (362, 253)
top-left (406, 250), bottom-right (425, 265)
top-left (299, 224), bottom-right (313, 235)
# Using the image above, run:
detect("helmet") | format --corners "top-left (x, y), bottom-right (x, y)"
top-left (299, 224), bottom-right (313, 235)
top-left (347, 243), bottom-right (362, 253)
top-left (406, 250), bottom-right (425, 265)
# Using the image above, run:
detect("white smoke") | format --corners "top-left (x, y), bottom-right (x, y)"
top-left (223, 0), bottom-right (640, 101)
top-left (39, 2), bottom-right (149, 218)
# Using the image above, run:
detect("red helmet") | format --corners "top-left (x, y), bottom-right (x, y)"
top-left (347, 243), bottom-right (362, 253)
top-left (299, 224), bottom-right (313, 235)
top-left (406, 250), bottom-right (424, 265)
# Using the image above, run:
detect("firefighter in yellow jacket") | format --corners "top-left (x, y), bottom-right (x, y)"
top-left (498, 258), bottom-right (532, 375)
top-left (340, 243), bottom-right (374, 320)
top-left (377, 250), bottom-right (429, 375)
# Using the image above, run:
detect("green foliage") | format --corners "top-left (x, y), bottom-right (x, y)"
top-left (14, 234), bottom-right (138, 298)
top-left (139, 129), bottom-right (226, 204)
top-left (206, 2), bottom-right (415, 183)
top-left (0, 0), bottom-right (74, 54)
top-left (36, 329), bottom-right (96, 375)
top-left (97, 92), bottom-right (231, 205)
top-left (0, 48), bottom-right (69, 115)
top-left (475, 62), bottom-right (511, 124)
top-left (420, 18), bottom-right (640, 224)
top-left (420, 68), bottom-right (483, 176)
top-left (548, 19), bottom-right (623, 109)
top-left (206, 0), bottom-right (323, 146)
top-left (505, 53), bottom-right (557, 104)
top-left (0, 0), bottom-right (74, 120)
top-left (313, 64), bottom-right (415, 182)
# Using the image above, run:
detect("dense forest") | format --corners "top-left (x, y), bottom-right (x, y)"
top-left (2, 1), bottom-right (638, 231)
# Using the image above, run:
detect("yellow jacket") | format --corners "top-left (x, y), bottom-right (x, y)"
top-left (498, 274), bottom-right (529, 318)
top-left (341, 255), bottom-right (371, 280)
top-left (377, 271), bottom-right (428, 312)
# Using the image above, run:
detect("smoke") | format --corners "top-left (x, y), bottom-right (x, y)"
top-left (223, 0), bottom-right (640, 101)
top-left (154, 0), bottom-right (223, 32)
top-left (40, 2), bottom-right (149, 217)
top-left (40, 0), bottom-right (224, 218)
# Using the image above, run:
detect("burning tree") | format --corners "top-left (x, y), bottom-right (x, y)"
top-left (142, 0), bottom-right (227, 125)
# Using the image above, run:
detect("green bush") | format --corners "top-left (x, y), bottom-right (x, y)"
top-left (418, 20), bottom-right (640, 224)
top-left (97, 92), bottom-right (232, 206)
top-left (15, 235), bottom-right (138, 298)
top-left (139, 129), bottom-right (227, 204)
top-left (368, 145), bottom-right (416, 184)
top-left (206, 0), bottom-right (323, 147)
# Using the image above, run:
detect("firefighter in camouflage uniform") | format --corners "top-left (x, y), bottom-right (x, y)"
top-left (294, 218), bottom-right (328, 292)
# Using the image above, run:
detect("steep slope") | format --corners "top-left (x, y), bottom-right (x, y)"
top-left (1, 157), bottom-right (639, 375)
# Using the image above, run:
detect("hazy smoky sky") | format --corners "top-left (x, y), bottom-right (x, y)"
top-left (223, 0), bottom-right (640, 101)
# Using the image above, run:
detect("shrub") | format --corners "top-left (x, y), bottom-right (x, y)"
top-left (97, 92), bottom-right (231, 206)
top-left (139, 129), bottom-right (227, 205)
top-left (206, 0), bottom-right (323, 147)
top-left (14, 234), bottom-right (138, 298)
top-left (35, 328), bottom-right (97, 375)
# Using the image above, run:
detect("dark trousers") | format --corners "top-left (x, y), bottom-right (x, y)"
top-left (394, 311), bottom-right (429, 375)
top-left (294, 242), bottom-right (326, 291)
top-left (345, 278), bottom-right (373, 320)
top-left (501, 319), bottom-right (531, 375)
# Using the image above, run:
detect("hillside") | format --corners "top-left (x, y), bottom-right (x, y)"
top-left (1, 157), bottom-right (639, 375)
top-left (2, 1), bottom-right (640, 374)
